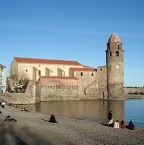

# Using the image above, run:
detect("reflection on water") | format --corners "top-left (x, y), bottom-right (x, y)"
top-left (20, 100), bottom-right (124, 123)
top-left (20, 99), bottom-right (144, 127)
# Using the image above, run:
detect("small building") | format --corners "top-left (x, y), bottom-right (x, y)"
top-left (0, 64), bottom-right (6, 93)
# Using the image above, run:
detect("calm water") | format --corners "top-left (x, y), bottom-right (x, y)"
top-left (20, 98), bottom-right (144, 127)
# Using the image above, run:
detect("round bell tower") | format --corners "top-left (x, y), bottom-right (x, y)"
top-left (106, 33), bottom-right (124, 99)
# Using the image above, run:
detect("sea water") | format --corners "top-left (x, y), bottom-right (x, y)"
top-left (20, 98), bottom-right (144, 127)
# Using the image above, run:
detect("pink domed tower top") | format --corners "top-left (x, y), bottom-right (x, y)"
top-left (108, 33), bottom-right (121, 43)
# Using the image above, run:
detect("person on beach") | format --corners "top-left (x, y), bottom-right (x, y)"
top-left (108, 118), bottom-right (114, 127)
top-left (127, 121), bottom-right (135, 130)
top-left (48, 114), bottom-right (58, 123)
top-left (21, 107), bottom-right (29, 111)
top-left (108, 111), bottom-right (113, 121)
top-left (15, 104), bottom-right (18, 108)
top-left (114, 120), bottom-right (119, 128)
top-left (120, 120), bottom-right (126, 128)
top-left (4, 115), bottom-right (17, 122)
top-left (1, 100), bottom-right (6, 108)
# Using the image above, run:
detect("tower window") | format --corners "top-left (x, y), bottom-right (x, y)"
top-left (115, 51), bottom-right (119, 56)
top-left (80, 72), bottom-right (83, 76)
top-left (109, 52), bottom-right (112, 57)
top-left (92, 73), bottom-right (94, 76)
top-left (100, 68), bottom-right (102, 71)
top-left (118, 45), bottom-right (120, 49)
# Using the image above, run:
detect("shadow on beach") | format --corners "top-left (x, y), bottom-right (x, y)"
top-left (0, 121), bottom-right (53, 145)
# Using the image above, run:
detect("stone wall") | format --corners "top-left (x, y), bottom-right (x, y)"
top-left (41, 86), bottom-right (79, 101)
top-left (75, 71), bottom-right (97, 94)
top-left (0, 81), bottom-right (39, 104)
top-left (124, 87), bottom-right (144, 94)
top-left (84, 80), bottom-right (99, 97)
top-left (97, 66), bottom-right (107, 99)
top-left (3, 79), bottom-right (144, 104)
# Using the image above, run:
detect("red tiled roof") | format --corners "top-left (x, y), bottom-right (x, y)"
top-left (0, 64), bottom-right (5, 68)
top-left (83, 65), bottom-right (94, 68)
top-left (14, 57), bottom-right (82, 66)
top-left (70, 67), bottom-right (96, 72)
top-left (39, 76), bottom-right (78, 80)
top-left (98, 66), bottom-right (106, 68)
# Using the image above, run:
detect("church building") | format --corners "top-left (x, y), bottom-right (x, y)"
top-left (10, 33), bottom-right (124, 100)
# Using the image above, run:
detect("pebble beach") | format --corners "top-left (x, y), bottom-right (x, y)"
top-left (0, 105), bottom-right (144, 145)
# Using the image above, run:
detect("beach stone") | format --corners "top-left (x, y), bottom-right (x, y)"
top-left (0, 105), bottom-right (144, 145)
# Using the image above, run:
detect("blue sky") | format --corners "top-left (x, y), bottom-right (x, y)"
top-left (0, 0), bottom-right (144, 86)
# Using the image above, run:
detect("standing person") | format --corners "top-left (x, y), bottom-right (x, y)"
top-left (127, 121), bottom-right (135, 130)
top-left (114, 120), bottom-right (119, 128)
top-left (1, 101), bottom-right (5, 108)
top-left (108, 111), bottom-right (113, 121)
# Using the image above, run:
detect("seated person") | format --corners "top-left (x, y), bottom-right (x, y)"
top-left (48, 114), bottom-right (58, 123)
top-left (14, 104), bottom-right (18, 108)
top-left (108, 118), bottom-right (114, 127)
top-left (21, 107), bottom-right (28, 111)
top-left (5, 115), bottom-right (17, 122)
top-left (113, 120), bottom-right (120, 128)
top-left (120, 120), bottom-right (126, 128)
top-left (127, 121), bottom-right (135, 130)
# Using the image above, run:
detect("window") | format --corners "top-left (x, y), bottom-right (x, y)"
top-left (38, 70), bottom-right (41, 76)
top-left (109, 52), bottom-right (112, 57)
top-left (80, 72), bottom-right (83, 76)
top-left (100, 68), bottom-right (102, 71)
top-left (25, 69), bottom-right (28, 73)
top-left (118, 45), bottom-right (120, 49)
top-left (115, 51), bottom-right (119, 56)
top-left (92, 73), bottom-right (94, 76)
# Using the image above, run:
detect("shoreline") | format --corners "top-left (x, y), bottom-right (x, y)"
top-left (0, 105), bottom-right (144, 145)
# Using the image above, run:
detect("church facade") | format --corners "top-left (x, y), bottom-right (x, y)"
top-left (10, 33), bottom-right (124, 100)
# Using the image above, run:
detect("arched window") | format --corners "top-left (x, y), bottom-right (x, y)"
top-left (118, 45), bottom-right (120, 49)
top-left (115, 51), bottom-right (119, 56)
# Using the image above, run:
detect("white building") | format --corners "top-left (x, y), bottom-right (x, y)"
top-left (0, 64), bottom-right (6, 93)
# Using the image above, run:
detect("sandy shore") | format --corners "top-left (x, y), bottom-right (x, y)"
top-left (0, 105), bottom-right (144, 145)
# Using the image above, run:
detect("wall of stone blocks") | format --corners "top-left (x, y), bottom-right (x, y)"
top-left (97, 66), bottom-right (107, 98)
top-left (40, 86), bottom-right (79, 101)
top-left (124, 87), bottom-right (144, 94)
top-left (75, 71), bottom-right (97, 94)
top-left (0, 80), bottom-right (39, 104)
